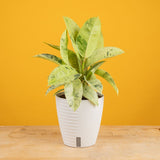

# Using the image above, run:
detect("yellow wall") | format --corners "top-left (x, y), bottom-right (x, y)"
top-left (0, 0), bottom-right (160, 125)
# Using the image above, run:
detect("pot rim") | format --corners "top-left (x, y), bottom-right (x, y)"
top-left (55, 92), bottom-right (104, 101)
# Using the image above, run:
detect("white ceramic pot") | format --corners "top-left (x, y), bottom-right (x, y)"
top-left (55, 93), bottom-right (104, 148)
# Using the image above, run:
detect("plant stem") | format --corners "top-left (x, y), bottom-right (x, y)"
top-left (78, 58), bottom-right (82, 73)
top-left (82, 58), bottom-right (86, 75)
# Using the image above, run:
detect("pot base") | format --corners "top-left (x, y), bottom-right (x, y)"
top-left (62, 134), bottom-right (97, 148)
top-left (64, 140), bottom-right (96, 148)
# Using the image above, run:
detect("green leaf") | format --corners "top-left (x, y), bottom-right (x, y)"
top-left (86, 47), bottom-right (124, 67)
top-left (43, 40), bottom-right (80, 71)
top-left (63, 17), bottom-right (80, 55)
top-left (64, 79), bottom-right (83, 111)
top-left (96, 32), bottom-right (104, 49)
top-left (60, 30), bottom-right (69, 64)
top-left (68, 50), bottom-right (79, 71)
top-left (86, 61), bottom-right (105, 79)
top-left (53, 89), bottom-right (64, 96)
top-left (60, 31), bottom-right (79, 71)
top-left (63, 17), bottom-right (82, 72)
top-left (76, 17), bottom-right (101, 58)
top-left (44, 42), bottom-right (77, 56)
top-left (46, 85), bottom-right (62, 95)
top-left (85, 75), bottom-right (103, 94)
top-left (48, 65), bottom-right (81, 86)
top-left (83, 83), bottom-right (99, 106)
top-left (95, 69), bottom-right (119, 95)
top-left (34, 54), bottom-right (64, 65)
top-left (44, 42), bottom-right (60, 50)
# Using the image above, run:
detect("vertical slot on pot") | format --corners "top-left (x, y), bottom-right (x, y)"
top-left (76, 137), bottom-right (81, 147)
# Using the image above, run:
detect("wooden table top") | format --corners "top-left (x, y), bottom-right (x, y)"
top-left (0, 126), bottom-right (160, 160)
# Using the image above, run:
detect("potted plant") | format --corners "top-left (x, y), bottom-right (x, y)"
top-left (35, 17), bottom-right (124, 147)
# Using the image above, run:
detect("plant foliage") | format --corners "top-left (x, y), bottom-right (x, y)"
top-left (35, 17), bottom-right (124, 111)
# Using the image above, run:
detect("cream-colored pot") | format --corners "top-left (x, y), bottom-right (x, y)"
top-left (55, 93), bottom-right (104, 148)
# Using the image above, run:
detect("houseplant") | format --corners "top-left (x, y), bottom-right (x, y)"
top-left (35, 17), bottom-right (124, 147)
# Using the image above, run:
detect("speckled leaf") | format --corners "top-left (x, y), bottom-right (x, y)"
top-left (83, 83), bottom-right (99, 106)
top-left (48, 65), bottom-right (81, 86)
top-left (46, 85), bottom-right (62, 95)
top-left (44, 42), bottom-right (60, 50)
top-left (95, 69), bottom-right (119, 95)
top-left (86, 61), bottom-right (105, 79)
top-left (96, 32), bottom-right (104, 49)
top-left (68, 50), bottom-right (79, 71)
top-left (60, 30), bottom-right (69, 64)
top-left (85, 75), bottom-right (103, 94)
top-left (44, 42), bottom-right (75, 55)
top-left (64, 79), bottom-right (83, 111)
top-left (53, 89), bottom-right (64, 96)
top-left (86, 47), bottom-right (124, 67)
top-left (76, 17), bottom-right (101, 58)
top-left (34, 54), bottom-right (64, 65)
top-left (63, 17), bottom-right (80, 56)
top-left (43, 39), bottom-right (79, 70)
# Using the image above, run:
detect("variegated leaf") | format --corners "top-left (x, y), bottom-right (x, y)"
top-left (85, 75), bottom-right (103, 94)
top-left (86, 61), bottom-right (105, 79)
top-left (63, 17), bottom-right (80, 56)
top-left (46, 85), bottom-right (62, 95)
top-left (86, 47), bottom-right (124, 67)
top-left (34, 54), bottom-right (64, 65)
top-left (60, 30), bottom-right (69, 64)
top-left (68, 50), bottom-right (79, 71)
top-left (64, 79), bottom-right (83, 111)
top-left (95, 69), bottom-right (119, 95)
top-left (44, 42), bottom-right (76, 56)
top-left (44, 42), bottom-right (60, 50)
top-left (83, 83), bottom-right (99, 106)
top-left (96, 32), bottom-right (104, 49)
top-left (76, 17), bottom-right (101, 58)
top-left (44, 40), bottom-right (79, 71)
top-left (48, 65), bottom-right (81, 86)
top-left (53, 89), bottom-right (64, 96)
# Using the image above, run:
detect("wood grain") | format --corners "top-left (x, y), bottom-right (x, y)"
top-left (0, 126), bottom-right (160, 160)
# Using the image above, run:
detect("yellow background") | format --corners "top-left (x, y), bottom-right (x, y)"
top-left (0, 0), bottom-right (160, 125)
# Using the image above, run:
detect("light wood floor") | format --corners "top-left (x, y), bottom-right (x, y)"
top-left (0, 126), bottom-right (160, 160)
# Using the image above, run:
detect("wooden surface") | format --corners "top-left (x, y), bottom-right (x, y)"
top-left (0, 126), bottom-right (160, 160)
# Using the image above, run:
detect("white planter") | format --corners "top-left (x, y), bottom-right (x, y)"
top-left (55, 93), bottom-right (104, 147)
